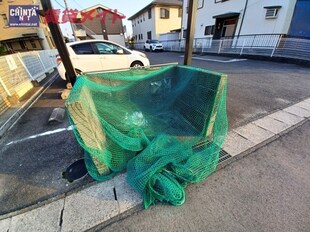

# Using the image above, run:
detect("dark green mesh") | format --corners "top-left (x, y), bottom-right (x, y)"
top-left (66, 65), bottom-right (228, 208)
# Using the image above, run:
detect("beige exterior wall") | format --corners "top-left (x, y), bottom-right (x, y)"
top-left (154, 6), bottom-right (181, 39)
top-left (131, 4), bottom-right (182, 41)
top-left (0, 0), bottom-right (55, 51)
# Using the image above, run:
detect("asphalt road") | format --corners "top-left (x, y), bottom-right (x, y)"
top-left (0, 53), bottom-right (309, 215)
top-left (101, 121), bottom-right (310, 232)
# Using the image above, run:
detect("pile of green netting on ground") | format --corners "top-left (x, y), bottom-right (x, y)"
top-left (66, 65), bottom-right (228, 208)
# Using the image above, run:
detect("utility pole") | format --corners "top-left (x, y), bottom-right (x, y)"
top-left (63, 0), bottom-right (78, 41)
top-left (41, 0), bottom-right (76, 85)
top-left (184, 0), bottom-right (198, 65)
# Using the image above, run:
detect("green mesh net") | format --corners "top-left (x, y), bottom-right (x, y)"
top-left (66, 65), bottom-right (228, 208)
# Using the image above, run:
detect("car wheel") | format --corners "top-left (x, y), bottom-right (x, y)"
top-left (130, 61), bottom-right (144, 68)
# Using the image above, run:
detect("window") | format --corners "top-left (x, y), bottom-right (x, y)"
top-left (94, 42), bottom-right (125, 54)
top-left (187, 0), bottom-right (204, 13)
top-left (265, 8), bottom-right (279, 19)
top-left (148, 9), bottom-right (152, 19)
top-left (183, 29), bottom-right (187, 38)
top-left (204, 25), bottom-right (215, 35)
top-left (160, 8), bottom-right (170, 19)
top-left (141, 34), bottom-right (143, 40)
top-left (1, 14), bottom-right (9, 27)
top-left (147, 31), bottom-right (152, 40)
top-left (71, 43), bottom-right (94, 55)
top-left (30, 39), bottom-right (37, 48)
top-left (19, 41), bottom-right (26, 49)
top-left (178, 8), bottom-right (182, 17)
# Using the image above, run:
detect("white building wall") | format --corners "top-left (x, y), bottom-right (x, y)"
top-left (182, 0), bottom-right (296, 39)
top-left (131, 8), bottom-right (156, 43)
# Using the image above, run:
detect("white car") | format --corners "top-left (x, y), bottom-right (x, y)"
top-left (57, 39), bottom-right (150, 82)
top-left (144, 39), bottom-right (164, 52)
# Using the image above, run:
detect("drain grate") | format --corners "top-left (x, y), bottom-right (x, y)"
top-left (219, 149), bottom-right (232, 163)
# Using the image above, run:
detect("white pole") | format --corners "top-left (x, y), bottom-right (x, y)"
top-left (271, 34), bottom-right (282, 57)
top-left (218, 40), bottom-right (223, 54)
top-left (240, 39), bottom-right (245, 55)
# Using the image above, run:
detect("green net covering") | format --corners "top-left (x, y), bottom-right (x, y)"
top-left (66, 65), bottom-right (228, 208)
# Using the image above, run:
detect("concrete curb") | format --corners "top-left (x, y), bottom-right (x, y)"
top-left (1, 97), bottom-right (310, 232)
top-left (0, 71), bottom-right (59, 139)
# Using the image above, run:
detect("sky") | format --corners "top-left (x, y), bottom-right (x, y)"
top-left (51, 0), bottom-right (153, 38)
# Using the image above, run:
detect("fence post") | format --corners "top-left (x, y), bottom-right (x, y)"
top-left (218, 40), bottom-right (223, 54)
top-left (271, 35), bottom-right (282, 57)
top-left (201, 41), bottom-right (204, 54)
top-left (17, 53), bottom-right (34, 81)
top-left (240, 39), bottom-right (246, 56)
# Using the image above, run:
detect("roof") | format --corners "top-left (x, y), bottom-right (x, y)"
top-left (128, 0), bottom-right (182, 20)
top-left (80, 4), bottom-right (125, 17)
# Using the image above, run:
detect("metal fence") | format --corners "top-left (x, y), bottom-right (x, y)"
top-left (0, 49), bottom-right (58, 115)
top-left (133, 35), bottom-right (310, 61)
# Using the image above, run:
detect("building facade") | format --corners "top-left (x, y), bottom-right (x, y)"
top-left (128, 0), bottom-right (182, 42)
top-left (72, 4), bottom-right (126, 46)
top-left (0, 0), bottom-right (55, 54)
top-left (181, 0), bottom-right (301, 39)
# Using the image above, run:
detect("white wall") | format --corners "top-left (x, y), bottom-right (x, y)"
top-left (131, 8), bottom-right (156, 43)
top-left (182, 0), bottom-right (296, 39)
top-left (108, 35), bottom-right (125, 46)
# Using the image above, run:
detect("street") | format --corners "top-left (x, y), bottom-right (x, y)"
top-left (0, 52), bottom-right (309, 216)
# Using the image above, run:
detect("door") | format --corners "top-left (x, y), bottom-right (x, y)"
top-left (93, 42), bottom-right (129, 70)
top-left (70, 42), bottom-right (103, 72)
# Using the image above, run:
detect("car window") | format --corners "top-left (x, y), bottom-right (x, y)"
top-left (94, 42), bottom-right (125, 55)
top-left (150, 40), bottom-right (159, 43)
top-left (71, 43), bottom-right (95, 55)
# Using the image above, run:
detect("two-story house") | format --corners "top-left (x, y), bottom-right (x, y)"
top-left (0, 0), bottom-right (55, 54)
top-left (128, 0), bottom-right (182, 42)
top-left (181, 0), bottom-right (309, 40)
top-left (72, 4), bottom-right (126, 46)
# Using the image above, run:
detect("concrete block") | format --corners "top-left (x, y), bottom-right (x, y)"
top-left (269, 110), bottom-right (304, 125)
top-left (9, 200), bottom-right (64, 232)
top-left (234, 123), bottom-right (275, 145)
top-left (48, 108), bottom-right (66, 124)
top-left (304, 98), bottom-right (310, 104)
top-left (253, 116), bottom-right (290, 134)
top-left (283, 105), bottom-right (310, 118)
top-left (61, 179), bottom-right (119, 232)
top-left (0, 217), bottom-right (11, 232)
top-left (223, 131), bottom-right (255, 157)
top-left (295, 101), bottom-right (310, 111)
top-left (61, 89), bottom-right (71, 100)
top-left (113, 173), bottom-right (143, 214)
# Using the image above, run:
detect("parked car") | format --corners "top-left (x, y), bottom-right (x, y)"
top-left (144, 40), bottom-right (164, 52)
top-left (57, 39), bottom-right (150, 82)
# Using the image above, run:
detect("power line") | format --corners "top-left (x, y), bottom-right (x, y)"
top-left (54, 0), bottom-right (65, 9)
top-left (71, 0), bottom-right (84, 10)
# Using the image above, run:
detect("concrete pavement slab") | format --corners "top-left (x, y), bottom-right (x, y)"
top-left (234, 123), bottom-right (275, 144)
top-left (269, 110), bottom-right (304, 125)
top-left (222, 131), bottom-right (255, 157)
top-left (61, 179), bottom-right (119, 232)
top-left (283, 105), bottom-right (310, 118)
top-left (0, 217), bottom-right (11, 232)
top-left (113, 173), bottom-right (142, 214)
top-left (9, 199), bottom-right (63, 232)
top-left (253, 116), bottom-right (291, 134)
top-left (295, 100), bottom-right (310, 111)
